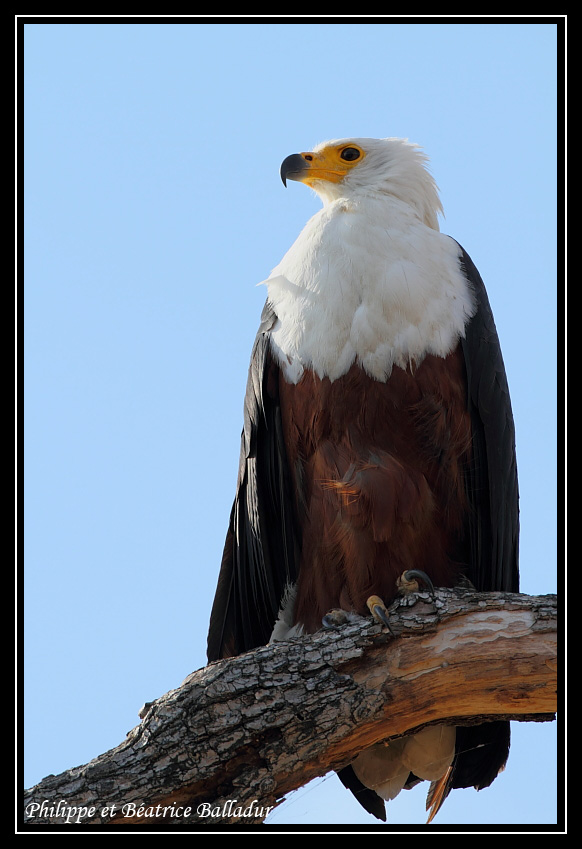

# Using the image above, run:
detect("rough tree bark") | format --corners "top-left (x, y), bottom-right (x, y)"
top-left (23, 589), bottom-right (557, 827)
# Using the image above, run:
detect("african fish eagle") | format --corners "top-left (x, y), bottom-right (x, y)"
top-left (207, 137), bottom-right (519, 822)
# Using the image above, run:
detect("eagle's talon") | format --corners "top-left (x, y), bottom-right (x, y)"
top-left (366, 595), bottom-right (395, 636)
top-left (322, 608), bottom-right (350, 628)
top-left (397, 569), bottom-right (436, 598)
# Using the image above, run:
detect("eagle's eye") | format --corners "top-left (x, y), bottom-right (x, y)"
top-left (340, 147), bottom-right (361, 162)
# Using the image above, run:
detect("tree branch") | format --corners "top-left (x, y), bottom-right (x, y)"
top-left (23, 590), bottom-right (557, 826)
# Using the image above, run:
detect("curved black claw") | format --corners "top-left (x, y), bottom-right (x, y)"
top-left (322, 609), bottom-right (350, 629)
top-left (397, 569), bottom-right (436, 597)
top-left (366, 595), bottom-right (395, 636)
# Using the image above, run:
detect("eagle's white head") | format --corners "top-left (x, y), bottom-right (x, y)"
top-left (280, 137), bottom-right (443, 231)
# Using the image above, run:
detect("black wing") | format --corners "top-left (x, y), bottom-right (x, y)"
top-left (434, 245), bottom-right (520, 811)
top-left (207, 301), bottom-right (300, 661)
top-left (459, 244), bottom-right (519, 595)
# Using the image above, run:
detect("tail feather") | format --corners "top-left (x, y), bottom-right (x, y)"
top-left (337, 765), bottom-right (387, 821)
top-left (426, 764), bottom-right (453, 823)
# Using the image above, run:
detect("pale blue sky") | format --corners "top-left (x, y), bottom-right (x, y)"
top-left (23, 20), bottom-right (559, 828)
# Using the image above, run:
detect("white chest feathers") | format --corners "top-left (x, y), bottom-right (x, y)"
top-left (262, 197), bottom-right (476, 384)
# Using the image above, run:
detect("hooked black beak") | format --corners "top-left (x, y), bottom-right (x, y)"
top-left (280, 153), bottom-right (310, 187)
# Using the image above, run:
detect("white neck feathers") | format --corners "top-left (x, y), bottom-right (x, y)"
top-left (262, 196), bottom-right (475, 384)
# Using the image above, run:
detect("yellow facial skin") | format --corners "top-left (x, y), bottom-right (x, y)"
top-left (298, 143), bottom-right (366, 186)
top-left (280, 143), bottom-right (366, 188)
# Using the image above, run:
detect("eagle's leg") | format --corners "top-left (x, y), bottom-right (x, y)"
top-left (396, 569), bottom-right (439, 621)
top-left (366, 570), bottom-right (436, 635)
top-left (322, 608), bottom-right (351, 628)
top-left (396, 569), bottom-right (436, 598)
top-left (322, 607), bottom-right (385, 630)
top-left (366, 595), bottom-right (395, 636)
